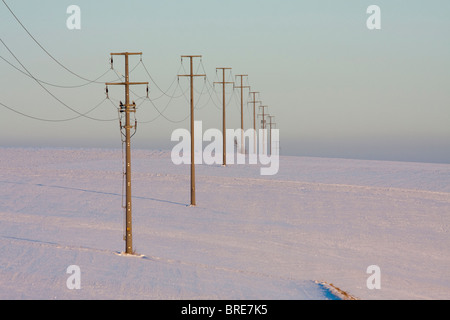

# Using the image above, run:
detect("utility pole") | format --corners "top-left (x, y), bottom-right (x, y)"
top-left (234, 75), bottom-right (250, 154)
top-left (248, 91), bottom-right (261, 153)
top-left (267, 115), bottom-right (275, 156)
top-left (214, 68), bottom-right (233, 166)
top-left (258, 105), bottom-right (269, 154)
top-left (106, 52), bottom-right (148, 255)
top-left (270, 123), bottom-right (278, 155)
top-left (178, 55), bottom-right (206, 206)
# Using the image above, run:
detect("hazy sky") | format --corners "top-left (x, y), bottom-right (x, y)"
top-left (1, 0), bottom-right (449, 163)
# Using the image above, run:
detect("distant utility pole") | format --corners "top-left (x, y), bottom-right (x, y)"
top-left (248, 91), bottom-right (261, 153)
top-left (270, 123), bottom-right (278, 155)
top-left (105, 52), bottom-right (149, 255)
top-left (178, 55), bottom-right (206, 206)
top-left (214, 67), bottom-right (233, 166)
top-left (258, 105), bottom-right (269, 154)
top-left (234, 75), bottom-right (250, 154)
top-left (267, 115), bottom-right (275, 156)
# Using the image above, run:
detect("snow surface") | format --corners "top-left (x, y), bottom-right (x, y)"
top-left (0, 147), bottom-right (449, 300)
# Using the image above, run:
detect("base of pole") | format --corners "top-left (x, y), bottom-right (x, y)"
top-left (114, 251), bottom-right (145, 258)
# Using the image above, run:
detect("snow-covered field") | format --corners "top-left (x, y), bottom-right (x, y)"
top-left (0, 147), bottom-right (449, 300)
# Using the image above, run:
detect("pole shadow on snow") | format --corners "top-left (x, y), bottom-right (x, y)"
top-left (0, 180), bottom-right (186, 207)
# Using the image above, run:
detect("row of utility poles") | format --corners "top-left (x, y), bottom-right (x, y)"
top-left (107, 52), bottom-right (276, 255)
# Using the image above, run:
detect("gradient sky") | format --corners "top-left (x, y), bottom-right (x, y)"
top-left (1, 0), bottom-right (449, 163)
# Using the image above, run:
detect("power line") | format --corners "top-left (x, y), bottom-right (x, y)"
top-left (143, 97), bottom-right (190, 124)
top-left (126, 78), bottom-right (190, 124)
top-left (140, 58), bottom-right (188, 100)
top-left (111, 59), bottom-right (143, 80)
top-left (2, 0), bottom-right (111, 84)
top-left (0, 54), bottom-right (113, 88)
top-left (1, 26), bottom-right (278, 139)
top-left (137, 58), bottom-right (241, 123)
top-left (0, 37), bottom-right (116, 122)
top-left (3, 0), bottom-right (279, 130)
top-left (0, 98), bottom-right (109, 122)
top-left (201, 59), bottom-right (223, 109)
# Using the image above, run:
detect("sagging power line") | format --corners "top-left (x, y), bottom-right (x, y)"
top-left (2, 0), bottom-right (278, 137)
top-left (0, 37), bottom-right (117, 122)
top-left (2, 0), bottom-right (108, 84)
top-left (0, 98), bottom-right (110, 122)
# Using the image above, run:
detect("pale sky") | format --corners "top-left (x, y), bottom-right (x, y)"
top-left (1, 0), bottom-right (449, 163)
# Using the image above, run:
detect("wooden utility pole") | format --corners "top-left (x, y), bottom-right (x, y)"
top-left (267, 115), bottom-right (275, 156)
top-left (106, 52), bottom-right (148, 255)
top-left (214, 68), bottom-right (233, 166)
top-left (234, 75), bottom-right (250, 154)
top-left (178, 55), bottom-right (205, 206)
top-left (258, 105), bottom-right (269, 154)
top-left (248, 91), bottom-right (261, 153)
top-left (271, 123), bottom-right (278, 154)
